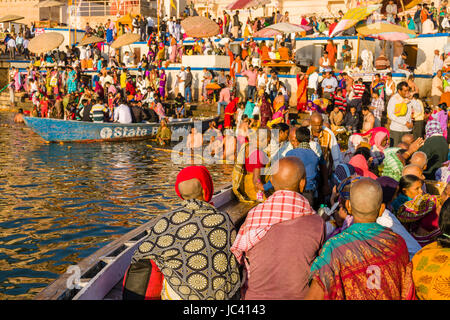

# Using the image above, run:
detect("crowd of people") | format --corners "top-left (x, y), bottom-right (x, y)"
top-left (4, 3), bottom-right (450, 300)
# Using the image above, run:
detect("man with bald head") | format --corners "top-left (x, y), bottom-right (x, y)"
top-left (306, 178), bottom-right (415, 300)
top-left (409, 151), bottom-right (427, 171)
top-left (125, 166), bottom-right (241, 300)
top-left (232, 157), bottom-right (325, 300)
top-left (402, 164), bottom-right (425, 180)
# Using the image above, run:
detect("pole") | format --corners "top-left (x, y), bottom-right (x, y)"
top-left (157, 0), bottom-right (160, 35)
top-left (355, 34), bottom-right (360, 67)
top-left (69, 0), bottom-right (71, 47)
top-left (399, 0), bottom-right (405, 15)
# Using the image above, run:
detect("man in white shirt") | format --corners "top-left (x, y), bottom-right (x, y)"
top-left (431, 70), bottom-right (444, 106)
top-left (114, 102), bottom-right (133, 124)
top-left (307, 66), bottom-right (319, 100)
top-left (122, 51), bottom-right (134, 68)
top-left (321, 71), bottom-right (338, 101)
top-left (432, 50), bottom-right (444, 73)
top-left (177, 66), bottom-right (186, 97)
top-left (387, 81), bottom-right (413, 147)
top-left (7, 37), bottom-right (16, 59)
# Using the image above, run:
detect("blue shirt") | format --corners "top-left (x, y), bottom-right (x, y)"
top-left (244, 101), bottom-right (255, 119)
top-left (286, 148), bottom-right (319, 191)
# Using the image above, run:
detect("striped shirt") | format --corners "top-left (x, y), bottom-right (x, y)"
top-left (352, 83), bottom-right (365, 100)
top-left (90, 104), bottom-right (108, 123)
top-left (333, 94), bottom-right (347, 110)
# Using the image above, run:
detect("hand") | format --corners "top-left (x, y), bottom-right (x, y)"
top-left (408, 137), bottom-right (424, 153)
top-left (406, 121), bottom-right (413, 129)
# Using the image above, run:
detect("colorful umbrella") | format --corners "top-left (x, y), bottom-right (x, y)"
top-left (227, 0), bottom-right (271, 10)
top-left (330, 4), bottom-right (382, 37)
top-left (253, 23), bottom-right (311, 37)
top-left (356, 21), bottom-right (417, 41)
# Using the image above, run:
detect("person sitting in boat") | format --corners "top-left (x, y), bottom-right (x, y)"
top-left (156, 118), bottom-right (172, 146)
top-left (124, 166), bottom-right (241, 300)
top-left (113, 99), bottom-right (133, 124)
top-left (130, 101), bottom-right (149, 123)
top-left (90, 98), bottom-right (110, 123)
top-left (231, 156), bottom-right (324, 299)
top-left (174, 93), bottom-right (185, 118)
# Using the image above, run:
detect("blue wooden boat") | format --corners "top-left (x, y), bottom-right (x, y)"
top-left (33, 185), bottom-right (255, 300)
top-left (23, 116), bottom-right (219, 143)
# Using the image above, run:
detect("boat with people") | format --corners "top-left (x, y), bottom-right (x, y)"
top-left (23, 116), bottom-right (219, 143)
top-left (33, 184), bottom-right (254, 300)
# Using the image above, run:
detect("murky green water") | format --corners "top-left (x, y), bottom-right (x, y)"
top-left (0, 112), bottom-right (232, 299)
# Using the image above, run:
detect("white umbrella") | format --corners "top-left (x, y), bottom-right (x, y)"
top-left (265, 22), bottom-right (309, 34)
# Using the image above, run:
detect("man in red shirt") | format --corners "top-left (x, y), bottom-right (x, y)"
top-left (241, 64), bottom-right (258, 101)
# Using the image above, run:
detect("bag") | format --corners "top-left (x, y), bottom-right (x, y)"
top-left (122, 259), bottom-right (163, 300)
top-left (394, 102), bottom-right (408, 117)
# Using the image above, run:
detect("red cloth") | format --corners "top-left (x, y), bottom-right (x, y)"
top-left (224, 97), bottom-right (239, 128)
top-left (349, 154), bottom-right (378, 179)
top-left (245, 149), bottom-right (268, 173)
top-left (231, 190), bottom-right (315, 264)
top-left (174, 166), bottom-right (214, 202)
top-left (354, 127), bottom-right (390, 146)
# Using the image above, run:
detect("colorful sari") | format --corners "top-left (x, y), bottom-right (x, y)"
top-left (259, 96), bottom-right (273, 128)
top-left (296, 74), bottom-right (307, 112)
top-left (267, 95), bottom-right (285, 128)
top-left (412, 241), bottom-right (450, 300)
top-left (67, 70), bottom-right (77, 94)
top-left (392, 193), bottom-right (441, 247)
top-left (311, 223), bottom-right (416, 300)
top-left (224, 97), bottom-right (239, 129)
top-left (158, 70), bottom-right (166, 98)
top-left (381, 147), bottom-right (403, 182)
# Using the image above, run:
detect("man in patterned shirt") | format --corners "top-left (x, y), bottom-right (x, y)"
top-left (370, 91), bottom-right (384, 128)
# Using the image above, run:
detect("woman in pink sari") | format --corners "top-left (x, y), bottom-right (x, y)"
top-left (169, 35), bottom-right (177, 63)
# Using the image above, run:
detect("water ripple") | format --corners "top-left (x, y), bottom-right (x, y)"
top-left (0, 112), bottom-right (233, 299)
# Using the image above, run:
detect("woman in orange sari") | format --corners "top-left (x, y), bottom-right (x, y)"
top-left (259, 41), bottom-right (270, 64)
top-left (326, 40), bottom-right (337, 67)
top-left (296, 72), bottom-right (308, 112)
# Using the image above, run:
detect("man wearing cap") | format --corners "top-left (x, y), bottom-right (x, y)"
top-left (124, 166), bottom-right (241, 300)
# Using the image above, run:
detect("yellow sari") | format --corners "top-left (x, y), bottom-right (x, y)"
top-left (412, 241), bottom-right (450, 300)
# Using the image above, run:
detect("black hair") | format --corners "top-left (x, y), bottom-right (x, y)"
top-left (295, 126), bottom-right (310, 143)
top-left (437, 198), bottom-right (450, 248)
top-left (362, 106), bottom-right (369, 112)
top-left (354, 146), bottom-right (371, 161)
top-left (272, 122), bottom-right (289, 132)
top-left (397, 81), bottom-right (409, 92)
top-left (241, 114), bottom-right (249, 121)
top-left (413, 93), bottom-right (420, 99)
top-left (439, 102), bottom-right (448, 111)
top-left (398, 174), bottom-right (422, 195)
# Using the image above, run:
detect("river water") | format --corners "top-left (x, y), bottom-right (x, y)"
top-left (0, 112), bottom-right (233, 299)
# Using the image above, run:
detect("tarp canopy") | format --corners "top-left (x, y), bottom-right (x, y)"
top-left (227, 0), bottom-right (271, 10)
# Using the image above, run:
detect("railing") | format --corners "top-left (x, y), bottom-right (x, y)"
top-left (76, 0), bottom-right (157, 17)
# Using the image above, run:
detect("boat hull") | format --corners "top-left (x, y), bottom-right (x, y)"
top-left (23, 116), bottom-right (219, 143)
top-left (33, 185), bottom-right (253, 300)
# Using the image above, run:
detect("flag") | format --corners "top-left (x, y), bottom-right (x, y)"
top-left (170, 0), bottom-right (176, 10)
